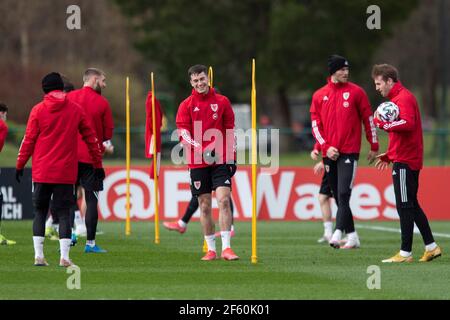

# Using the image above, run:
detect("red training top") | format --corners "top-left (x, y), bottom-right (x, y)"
top-left (374, 82), bottom-right (424, 170)
top-left (16, 91), bottom-right (102, 184)
top-left (68, 86), bottom-right (114, 164)
top-left (310, 78), bottom-right (379, 157)
top-left (176, 88), bottom-right (235, 169)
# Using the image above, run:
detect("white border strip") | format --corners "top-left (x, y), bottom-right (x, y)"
top-left (356, 224), bottom-right (450, 239)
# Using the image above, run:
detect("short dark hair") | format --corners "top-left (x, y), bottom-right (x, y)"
top-left (188, 65), bottom-right (208, 78)
top-left (83, 68), bottom-right (105, 82)
top-left (0, 103), bottom-right (8, 113)
top-left (371, 64), bottom-right (399, 82)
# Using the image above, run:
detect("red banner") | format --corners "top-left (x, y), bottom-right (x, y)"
top-left (98, 166), bottom-right (450, 221)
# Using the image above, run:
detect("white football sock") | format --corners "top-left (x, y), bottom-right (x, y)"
top-left (221, 231), bottom-right (231, 251)
top-left (324, 221), bottom-right (333, 236)
top-left (330, 229), bottom-right (342, 242)
top-left (426, 242), bottom-right (437, 251)
top-left (59, 238), bottom-right (71, 260)
top-left (86, 240), bottom-right (95, 247)
top-left (33, 236), bottom-right (45, 259)
top-left (204, 234), bottom-right (216, 252)
top-left (74, 210), bottom-right (83, 228)
top-left (400, 250), bottom-right (412, 257)
top-left (347, 231), bottom-right (358, 241)
top-left (231, 225), bottom-right (235, 232)
top-left (178, 220), bottom-right (187, 228)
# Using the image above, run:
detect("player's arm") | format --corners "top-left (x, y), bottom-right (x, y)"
top-left (310, 95), bottom-right (338, 160)
top-left (223, 97), bottom-right (236, 164)
top-left (310, 142), bottom-right (321, 161)
top-left (16, 107), bottom-right (40, 169)
top-left (375, 99), bottom-right (416, 133)
top-left (102, 100), bottom-right (114, 142)
top-left (176, 102), bottom-right (201, 149)
top-left (78, 108), bottom-right (103, 168)
top-left (358, 90), bottom-right (379, 152)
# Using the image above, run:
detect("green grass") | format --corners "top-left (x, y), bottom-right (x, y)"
top-left (0, 220), bottom-right (449, 300)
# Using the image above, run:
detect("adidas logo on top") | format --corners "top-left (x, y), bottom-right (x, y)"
top-left (224, 180), bottom-right (230, 184)
top-left (392, 170), bottom-right (397, 176)
top-left (345, 159), bottom-right (351, 164)
top-left (193, 107), bottom-right (200, 112)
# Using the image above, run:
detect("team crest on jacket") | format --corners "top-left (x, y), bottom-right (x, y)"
top-left (194, 181), bottom-right (201, 190)
top-left (343, 92), bottom-right (350, 100)
top-left (325, 165), bottom-right (330, 173)
top-left (210, 104), bottom-right (218, 112)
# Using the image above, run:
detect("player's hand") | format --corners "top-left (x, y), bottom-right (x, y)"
top-left (375, 159), bottom-right (390, 170)
top-left (15, 169), bottom-right (24, 183)
top-left (326, 146), bottom-right (339, 161)
top-left (310, 149), bottom-right (319, 161)
top-left (103, 140), bottom-right (114, 155)
top-left (313, 162), bottom-right (324, 175)
top-left (374, 110), bottom-right (381, 121)
top-left (374, 152), bottom-right (390, 170)
top-left (367, 150), bottom-right (378, 165)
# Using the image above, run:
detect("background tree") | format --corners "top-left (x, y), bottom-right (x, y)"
top-left (114, 0), bottom-right (419, 151)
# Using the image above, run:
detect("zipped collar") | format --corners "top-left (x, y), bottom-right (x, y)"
top-left (192, 87), bottom-right (215, 100)
top-left (387, 81), bottom-right (403, 100)
top-left (326, 77), bottom-right (349, 89)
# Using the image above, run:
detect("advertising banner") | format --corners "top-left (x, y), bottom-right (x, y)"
top-left (98, 166), bottom-right (450, 221)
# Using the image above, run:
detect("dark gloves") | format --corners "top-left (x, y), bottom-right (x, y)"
top-left (15, 169), bottom-right (24, 183)
top-left (227, 162), bottom-right (237, 177)
top-left (94, 168), bottom-right (106, 181)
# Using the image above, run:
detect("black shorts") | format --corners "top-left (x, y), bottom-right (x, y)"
top-left (190, 164), bottom-right (232, 196)
top-left (77, 162), bottom-right (103, 191)
top-left (33, 183), bottom-right (75, 210)
top-left (392, 162), bottom-right (419, 209)
top-left (319, 173), bottom-right (333, 197)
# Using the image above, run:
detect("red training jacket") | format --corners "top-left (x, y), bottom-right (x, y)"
top-left (16, 91), bottom-right (103, 184)
top-left (145, 91), bottom-right (163, 179)
top-left (0, 118), bottom-right (7, 152)
top-left (68, 86), bottom-right (114, 164)
top-left (374, 82), bottom-right (423, 170)
top-left (310, 78), bottom-right (379, 157)
top-left (176, 88), bottom-right (235, 169)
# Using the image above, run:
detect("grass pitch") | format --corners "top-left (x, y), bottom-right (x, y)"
top-left (0, 220), bottom-right (449, 300)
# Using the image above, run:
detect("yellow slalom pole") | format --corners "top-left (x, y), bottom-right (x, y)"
top-left (125, 77), bottom-right (131, 236)
top-left (151, 72), bottom-right (160, 244)
top-left (251, 59), bottom-right (258, 264)
top-left (202, 66), bottom-right (214, 253)
top-left (208, 66), bottom-right (214, 88)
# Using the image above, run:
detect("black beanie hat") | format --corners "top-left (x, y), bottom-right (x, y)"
top-left (328, 55), bottom-right (349, 75)
top-left (42, 72), bottom-right (64, 94)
